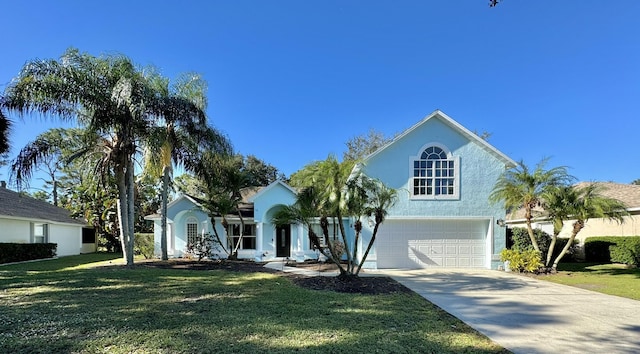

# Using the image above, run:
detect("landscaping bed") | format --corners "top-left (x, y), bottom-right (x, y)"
top-left (134, 259), bottom-right (412, 295)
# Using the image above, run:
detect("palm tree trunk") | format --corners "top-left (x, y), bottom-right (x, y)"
top-left (231, 209), bottom-right (246, 259)
top-left (126, 158), bottom-right (135, 266)
top-left (525, 206), bottom-right (541, 252)
top-left (352, 219), bottom-right (362, 273)
top-left (552, 220), bottom-right (583, 272)
top-left (207, 214), bottom-right (229, 255)
top-left (336, 212), bottom-right (353, 273)
top-left (546, 234), bottom-right (557, 267)
top-left (160, 166), bottom-right (170, 260)
top-left (115, 165), bottom-right (130, 264)
top-left (355, 222), bottom-right (380, 276)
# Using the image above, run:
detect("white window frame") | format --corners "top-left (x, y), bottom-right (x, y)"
top-left (186, 217), bottom-right (199, 246)
top-left (409, 143), bottom-right (460, 200)
top-left (32, 223), bottom-right (49, 244)
top-left (309, 219), bottom-right (341, 249)
top-left (228, 223), bottom-right (257, 250)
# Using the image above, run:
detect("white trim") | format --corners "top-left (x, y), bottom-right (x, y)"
top-left (248, 180), bottom-right (297, 202)
top-left (0, 215), bottom-right (85, 227)
top-left (385, 215), bottom-right (493, 220)
top-left (408, 144), bottom-right (460, 200)
top-left (362, 110), bottom-right (516, 168)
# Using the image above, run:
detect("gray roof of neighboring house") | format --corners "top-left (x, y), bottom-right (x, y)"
top-left (506, 182), bottom-right (640, 221)
top-left (0, 186), bottom-right (86, 225)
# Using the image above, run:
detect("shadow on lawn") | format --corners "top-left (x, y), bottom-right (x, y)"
top-left (557, 262), bottom-right (640, 278)
top-left (0, 264), bottom-right (508, 353)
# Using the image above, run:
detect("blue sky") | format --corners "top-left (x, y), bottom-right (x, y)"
top-left (2, 1), bottom-right (639, 189)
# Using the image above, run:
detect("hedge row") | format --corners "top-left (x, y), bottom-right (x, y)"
top-left (0, 243), bottom-right (57, 264)
top-left (134, 233), bottom-right (154, 259)
top-left (508, 227), bottom-right (574, 261)
top-left (584, 236), bottom-right (640, 266)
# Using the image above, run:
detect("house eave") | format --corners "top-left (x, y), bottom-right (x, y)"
top-left (362, 110), bottom-right (517, 168)
top-left (0, 214), bottom-right (87, 227)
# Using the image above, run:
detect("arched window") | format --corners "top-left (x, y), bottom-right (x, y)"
top-left (412, 145), bottom-right (459, 199)
top-left (186, 217), bottom-right (199, 245)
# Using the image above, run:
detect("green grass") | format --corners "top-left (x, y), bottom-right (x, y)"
top-left (0, 254), bottom-right (507, 354)
top-left (541, 262), bottom-right (640, 300)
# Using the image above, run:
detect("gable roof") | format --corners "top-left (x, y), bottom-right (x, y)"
top-left (363, 110), bottom-right (517, 167)
top-left (248, 180), bottom-right (297, 202)
top-left (0, 187), bottom-right (85, 225)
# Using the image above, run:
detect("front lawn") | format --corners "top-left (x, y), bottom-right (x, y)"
top-left (540, 262), bottom-right (640, 300)
top-left (0, 254), bottom-right (507, 353)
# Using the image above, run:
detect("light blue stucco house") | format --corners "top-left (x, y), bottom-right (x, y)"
top-left (147, 110), bottom-right (516, 269)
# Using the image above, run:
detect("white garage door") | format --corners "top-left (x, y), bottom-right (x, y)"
top-left (376, 219), bottom-right (488, 269)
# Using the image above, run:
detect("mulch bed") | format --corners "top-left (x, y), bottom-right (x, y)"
top-left (132, 259), bottom-right (412, 295)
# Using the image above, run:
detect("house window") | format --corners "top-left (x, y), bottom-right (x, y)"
top-left (310, 221), bottom-right (340, 249)
top-left (33, 223), bottom-right (48, 244)
top-left (228, 224), bottom-right (256, 250)
top-left (412, 145), bottom-right (459, 199)
top-left (186, 217), bottom-right (199, 246)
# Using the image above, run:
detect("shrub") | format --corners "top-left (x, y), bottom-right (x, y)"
top-left (500, 248), bottom-right (542, 273)
top-left (186, 233), bottom-right (223, 261)
top-left (509, 227), bottom-right (576, 262)
top-left (134, 233), bottom-right (154, 259)
top-left (585, 236), bottom-right (640, 266)
top-left (0, 243), bottom-right (57, 264)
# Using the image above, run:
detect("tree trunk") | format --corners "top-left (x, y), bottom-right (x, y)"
top-left (126, 158), bottom-right (135, 266)
top-left (552, 220), bottom-right (583, 271)
top-left (208, 214), bottom-right (229, 255)
top-left (160, 166), bottom-right (170, 261)
top-left (52, 179), bottom-right (58, 207)
top-left (335, 212), bottom-right (353, 273)
top-left (320, 217), bottom-right (347, 275)
top-left (115, 165), bottom-right (130, 264)
top-left (545, 234), bottom-right (557, 267)
top-left (352, 219), bottom-right (362, 273)
top-left (231, 209), bottom-right (246, 259)
top-left (355, 222), bottom-right (380, 276)
top-left (525, 206), bottom-right (541, 252)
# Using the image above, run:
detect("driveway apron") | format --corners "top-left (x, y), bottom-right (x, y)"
top-left (373, 269), bottom-right (640, 354)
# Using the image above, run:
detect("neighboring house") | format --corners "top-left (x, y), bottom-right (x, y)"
top-left (147, 110), bottom-right (516, 269)
top-left (0, 181), bottom-right (93, 256)
top-left (506, 182), bottom-right (640, 245)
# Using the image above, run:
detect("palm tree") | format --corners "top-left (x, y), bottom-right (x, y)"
top-left (0, 96), bottom-right (11, 155)
top-left (546, 183), bottom-right (627, 271)
top-left (489, 159), bottom-right (574, 252)
top-left (272, 185), bottom-right (350, 275)
top-left (143, 72), bottom-right (230, 260)
top-left (10, 128), bottom-right (71, 205)
top-left (274, 160), bottom-right (397, 278)
top-left (4, 48), bottom-right (166, 265)
top-left (354, 175), bottom-right (397, 275)
top-left (188, 152), bottom-right (251, 260)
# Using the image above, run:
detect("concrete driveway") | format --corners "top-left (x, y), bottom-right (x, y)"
top-left (372, 269), bottom-right (640, 354)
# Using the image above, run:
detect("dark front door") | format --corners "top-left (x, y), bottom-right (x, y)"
top-left (276, 225), bottom-right (291, 257)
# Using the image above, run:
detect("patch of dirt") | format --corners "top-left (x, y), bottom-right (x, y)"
top-left (133, 259), bottom-right (411, 295)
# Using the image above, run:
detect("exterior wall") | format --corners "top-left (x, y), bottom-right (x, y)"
top-left (173, 209), bottom-right (211, 258)
top-left (50, 224), bottom-right (82, 256)
top-left (0, 218), bottom-right (31, 243)
top-left (0, 217), bottom-right (83, 256)
top-left (360, 117), bottom-right (508, 268)
top-left (253, 183), bottom-right (297, 223)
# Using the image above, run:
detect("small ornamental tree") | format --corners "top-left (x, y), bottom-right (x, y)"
top-left (185, 233), bottom-right (221, 262)
top-left (273, 157), bottom-right (397, 279)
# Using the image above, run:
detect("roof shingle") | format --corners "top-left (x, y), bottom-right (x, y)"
top-left (0, 187), bottom-right (86, 225)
